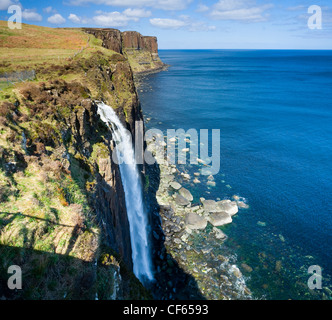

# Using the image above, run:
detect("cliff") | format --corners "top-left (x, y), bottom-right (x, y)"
top-left (0, 21), bottom-right (151, 299)
top-left (83, 28), bottom-right (166, 74)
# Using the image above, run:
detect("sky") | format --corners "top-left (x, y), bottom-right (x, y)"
top-left (0, 0), bottom-right (332, 49)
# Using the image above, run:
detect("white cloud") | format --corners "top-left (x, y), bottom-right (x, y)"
top-left (123, 8), bottom-right (151, 18)
top-left (48, 13), bottom-right (66, 24)
top-left (67, 0), bottom-right (192, 11)
top-left (211, 0), bottom-right (273, 22)
top-left (68, 13), bottom-right (82, 23)
top-left (22, 9), bottom-right (42, 21)
top-left (0, 0), bottom-right (15, 11)
top-left (93, 11), bottom-right (136, 27)
top-left (81, 8), bottom-right (152, 27)
top-left (196, 4), bottom-right (209, 13)
top-left (43, 6), bottom-right (57, 14)
top-left (150, 16), bottom-right (216, 31)
top-left (68, 13), bottom-right (90, 24)
top-left (150, 18), bottom-right (187, 29)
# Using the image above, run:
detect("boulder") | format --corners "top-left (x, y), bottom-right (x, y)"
top-left (181, 173), bottom-right (190, 180)
top-left (179, 187), bottom-right (193, 202)
top-left (207, 181), bottom-right (216, 187)
top-left (217, 200), bottom-right (238, 216)
top-left (201, 200), bottom-right (218, 213)
top-left (185, 212), bottom-right (208, 230)
top-left (170, 181), bottom-right (182, 190)
top-left (212, 227), bottom-right (227, 240)
top-left (175, 194), bottom-right (190, 206)
top-left (208, 212), bottom-right (232, 227)
top-left (237, 201), bottom-right (249, 209)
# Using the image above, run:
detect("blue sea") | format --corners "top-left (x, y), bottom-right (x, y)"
top-left (138, 50), bottom-right (332, 300)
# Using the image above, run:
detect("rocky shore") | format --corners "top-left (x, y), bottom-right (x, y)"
top-left (145, 135), bottom-right (252, 300)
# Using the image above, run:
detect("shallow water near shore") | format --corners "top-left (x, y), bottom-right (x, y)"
top-left (137, 50), bottom-right (332, 300)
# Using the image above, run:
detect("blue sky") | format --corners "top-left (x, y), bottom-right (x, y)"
top-left (1, 0), bottom-right (332, 49)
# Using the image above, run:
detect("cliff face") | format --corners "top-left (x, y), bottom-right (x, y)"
top-left (0, 25), bottom-right (152, 300)
top-left (83, 28), bottom-right (123, 54)
top-left (83, 28), bottom-right (165, 74)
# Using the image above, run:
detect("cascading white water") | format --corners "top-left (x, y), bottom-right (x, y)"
top-left (97, 102), bottom-right (154, 282)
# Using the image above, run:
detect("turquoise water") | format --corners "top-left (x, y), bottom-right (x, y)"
top-left (138, 50), bottom-right (332, 300)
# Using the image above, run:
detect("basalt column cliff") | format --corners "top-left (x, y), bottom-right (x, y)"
top-left (83, 28), bottom-right (166, 74)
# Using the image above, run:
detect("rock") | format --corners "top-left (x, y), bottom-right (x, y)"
top-left (201, 248), bottom-right (212, 254)
top-left (257, 221), bottom-right (266, 227)
top-left (207, 181), bottom-right (216, 187)
top-left (237, 201), bottom-right (249, 209)
top-left (275, 260), bottom-right (282, 272)
top-left (193, 178), bottom-right (201, 184)
top-left (212, 227), bottom-right (227, 240)
top-left (175, 194), bottom-right (190, 206)
top-left (170, 181), bottom-right (182, 190)
top-left (279, 234), bottom-right (285, 242)
top-left (201, 200), bottom-right (218, 213)
top-left (152, 231), bottom-right (160, 240)
top-left (241, 263), bottom-right (253, 273)
top-left (230, 265), bottom-right (242, 278)
top-left (163, 174), bottom-right (174, 183)
top-left (217, 200), bottom-right (238, 216)
top-left (191, 206), bottom-right (200, 212)
top-left (174, 238), bottom-right (182, 245)
top-left (181, 173), bottom-right (190, 180)
top-left (180, 233), bottom-right (189, 242)
top-left (185, 212), bottom-right (208, 230)
top-left (179, 187), bottom-right (193, 202)
top-left (194, 172), bottom-right (200, 176)
top-left (207, 175), bottom-right (214, 181)
top-left (208, 212), bottom-right (232, 227)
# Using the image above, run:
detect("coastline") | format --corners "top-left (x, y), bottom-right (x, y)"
top-left (142, 129), bottom-right (252, 299)
top-left (134, 64), bottom-right (170, 77)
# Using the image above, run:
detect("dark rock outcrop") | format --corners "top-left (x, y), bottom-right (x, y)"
top-left (83, 28), bottom-right (123, 53)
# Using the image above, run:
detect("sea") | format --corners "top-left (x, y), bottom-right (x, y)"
top-left (137, 50), bottom-right (332, 300)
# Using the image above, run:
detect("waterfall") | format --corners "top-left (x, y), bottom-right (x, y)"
top-left (97, 102), bottom-right (154, 282)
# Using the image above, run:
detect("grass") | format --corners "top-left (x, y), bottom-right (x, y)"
top-left (0, 21), bottom-right (88, 72)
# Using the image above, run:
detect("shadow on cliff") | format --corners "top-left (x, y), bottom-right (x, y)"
top-left (144, 161), bottom-right (205, 300)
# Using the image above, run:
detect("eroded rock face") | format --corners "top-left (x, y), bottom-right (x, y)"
top-left (142, 36), bottom-right (158, 53)
top-left (122, 32), bottom-right (158, 53)
top-left (84, 28), bottom-right (123, 53)
top-left (83, 29), bottom-right (159, 55)
top-left (122, 31), bottom-right (142, 50)
top-left (70, 99), bottom-right (134, 269)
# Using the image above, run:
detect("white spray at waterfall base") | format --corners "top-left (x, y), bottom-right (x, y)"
top-left (97, 102), bottom-right (154, 282)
